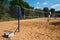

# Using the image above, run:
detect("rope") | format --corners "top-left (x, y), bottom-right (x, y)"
top-left (22, 7), bottom-right (50, 13)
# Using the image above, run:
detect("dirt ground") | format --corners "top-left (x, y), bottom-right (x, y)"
top-left (0, 18), bottom-right (60, 40)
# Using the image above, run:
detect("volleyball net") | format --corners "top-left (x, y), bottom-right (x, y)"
top-left (20, 7), bottom-right (53, 19)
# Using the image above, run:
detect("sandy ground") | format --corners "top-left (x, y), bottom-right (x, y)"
top-left (0, 18), bottom-right (60, 40)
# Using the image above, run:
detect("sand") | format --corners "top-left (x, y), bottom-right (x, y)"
top-left (0, 18), bottom-right (60, 40)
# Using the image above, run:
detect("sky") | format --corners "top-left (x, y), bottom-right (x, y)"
top-left (24, 0), bottom-right (60, 11)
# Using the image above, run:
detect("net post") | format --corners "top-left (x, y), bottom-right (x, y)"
top-left (18, 6), bottom-right (20, 32)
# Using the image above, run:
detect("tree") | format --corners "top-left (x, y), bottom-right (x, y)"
top-left (49, 8), bottom-right (55, 17)
top-left (56, 10), bottom-right (60, 17)
top-left (50, 8), bottom-right (55, 14)
top-left (10, 0), bottom-right (30, 8)
top-left (43, 7), bottom-right (49, 12)
top-left (43, 7), bottom-right (49, 17)
top-left (56, 10), bottom-right (60, 13)
top-left (0, 0), bottom-right (9, 19)
top-left (9, 0), bottom-right (32, 19)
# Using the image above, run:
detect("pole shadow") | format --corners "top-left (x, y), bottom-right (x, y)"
top-left (50, 22), bottom-right (60, 26)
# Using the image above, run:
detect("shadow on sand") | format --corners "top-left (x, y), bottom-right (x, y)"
top-left (50, 22), bottom-right (60, 26)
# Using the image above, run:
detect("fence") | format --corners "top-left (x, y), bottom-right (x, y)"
top-left (20, 7), bottom-right (60, 19)
top-left (0, 5), bottom-right (60, 21)
top-left (21, 7), bottom-right (59, 19)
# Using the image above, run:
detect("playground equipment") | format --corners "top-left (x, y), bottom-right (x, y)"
top-left (3, 6), bottom-right (20, 40)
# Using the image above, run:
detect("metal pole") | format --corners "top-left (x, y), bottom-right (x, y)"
top-left (18, 6), bottom-right (20, 32)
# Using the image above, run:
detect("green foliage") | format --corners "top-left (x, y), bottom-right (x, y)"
top-left (0, 0), bottom-right (60, 22)
top-left (43, 7), bottom-right (49, 12)
top-left (10, 0), bottom-right (30, 8)
top-left (9, 0), bottom-right (33, 19)
top-left (0, 13), bottom-right (16, 21)
top-left (43, 7), bottom-right (49, 17)
top-left (50, 8), bottom-right (55, 14)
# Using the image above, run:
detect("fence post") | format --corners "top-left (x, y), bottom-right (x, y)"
top-left (18, 6), bottom-right (20, 32)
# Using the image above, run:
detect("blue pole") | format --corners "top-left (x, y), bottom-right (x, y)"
top-left (18, 6), bottom-right (20, 32)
